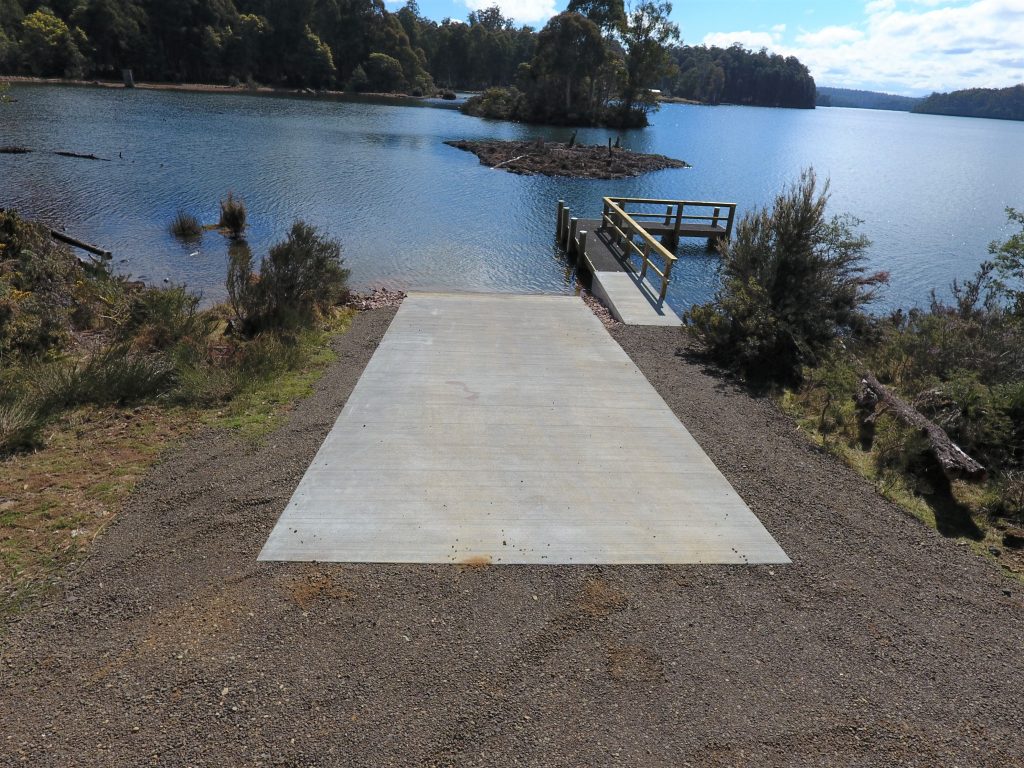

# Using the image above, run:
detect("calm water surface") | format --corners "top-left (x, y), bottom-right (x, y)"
top-left (2, 84), bottom-right (1022, 312)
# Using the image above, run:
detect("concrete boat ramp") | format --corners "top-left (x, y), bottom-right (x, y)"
top-left (259, 292), bottom-right (788, 565)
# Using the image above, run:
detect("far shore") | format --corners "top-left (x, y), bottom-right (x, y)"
top-left (0, 75), bottom-right (454, 103)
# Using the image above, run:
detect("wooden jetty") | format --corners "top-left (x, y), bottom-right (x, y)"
top-left (556, 197), bottom-right (737, 326)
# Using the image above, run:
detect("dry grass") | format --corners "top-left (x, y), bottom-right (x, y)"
top-left (0, 405), bottom-right (197, 613)
top-left (1, 312), bottom-right (357, 616)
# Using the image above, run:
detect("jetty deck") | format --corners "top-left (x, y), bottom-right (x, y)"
top-left (259, 292), bottom-right (788, 565)
top-left (557, 197), bottom-right (736, 326)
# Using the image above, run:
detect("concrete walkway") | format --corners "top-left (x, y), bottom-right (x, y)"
top-left (259, 293), bottom-right (788, 565)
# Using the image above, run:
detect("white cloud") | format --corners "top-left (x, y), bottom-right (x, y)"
top-left (462, 0), bottom-right (557, 25)
top-left (795, 26), bottom-right (864, 47)
top-left (702, 30), bottom-right (777, 50)
top-left (706, 0), bottom-right (1024, 94)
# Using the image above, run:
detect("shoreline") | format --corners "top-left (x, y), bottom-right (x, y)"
top-left (0, 75), bottom-right (440, 104)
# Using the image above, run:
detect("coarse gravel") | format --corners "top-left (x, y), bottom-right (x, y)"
top-left (1, 306), bottom-right (1022, 767)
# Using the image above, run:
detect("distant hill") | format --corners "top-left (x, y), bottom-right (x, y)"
top-left (816, 87), bottom-right (921, 111)
top-left (912, 84), bottom-right (1024, 121)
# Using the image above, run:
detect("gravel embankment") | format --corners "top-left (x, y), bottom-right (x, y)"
top-left (1, 309), bottom-right (1022, 767)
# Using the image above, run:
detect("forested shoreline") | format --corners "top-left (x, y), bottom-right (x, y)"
top-left (0, 0), bottom-right (815, 126)
top-left (913, 83), bottom-right (1024, 122)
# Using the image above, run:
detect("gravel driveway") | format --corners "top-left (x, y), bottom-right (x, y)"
top-left (2, 306), bottom-right (1021, 766)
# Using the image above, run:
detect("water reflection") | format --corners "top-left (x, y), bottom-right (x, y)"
top-left (1, 83), bottom-right (1022, 312)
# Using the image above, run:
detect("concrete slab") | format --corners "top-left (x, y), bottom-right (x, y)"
top-left (259, 292), bottom-right (788, 565)
top-left (592, 271), bottom-right (683, 327)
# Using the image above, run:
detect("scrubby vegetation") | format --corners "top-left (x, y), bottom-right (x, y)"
top-left (687, 184), bottom-right (1024, 557)
top-left (687, 169), bottom-right (887, 384)
top-left (0, 209), bottom-right (349, 456)
top-left (227, 221), bottom-right (350, 336)
top-left (1, 209), bottom-right (356, 611)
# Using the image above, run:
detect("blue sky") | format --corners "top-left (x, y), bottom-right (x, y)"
top-left (398, 0), bottom-right (1024, 95)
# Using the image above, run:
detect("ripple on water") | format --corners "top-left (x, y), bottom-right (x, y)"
top-left (2, 85), bottom-right (1023, 312)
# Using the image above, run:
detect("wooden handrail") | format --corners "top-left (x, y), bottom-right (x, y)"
top-left (602, 197), bottom-right (677, 303)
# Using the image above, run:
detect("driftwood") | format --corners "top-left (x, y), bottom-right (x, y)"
top-left (54, 150), bottom-right (109, 161)
top-left (856, 371), bottom-right (986, 481)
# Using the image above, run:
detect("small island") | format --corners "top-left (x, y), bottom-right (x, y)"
top-left (444, 139), bottom-right (689, 179)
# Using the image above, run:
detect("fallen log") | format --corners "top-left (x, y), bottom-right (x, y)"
top-left (54, 150), bottom-right (109, 161)
top-left (856, 371), bottom-right (986, 482)
top-left (51, 229), bottom-right (112, 260)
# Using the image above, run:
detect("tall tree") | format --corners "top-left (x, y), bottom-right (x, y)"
top-left (620, 0), bottom-right (678, 122)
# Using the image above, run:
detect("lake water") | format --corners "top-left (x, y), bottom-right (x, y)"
top-left (2, 84), bottom-right (1023, 312)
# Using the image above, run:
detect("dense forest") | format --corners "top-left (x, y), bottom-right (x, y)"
top-left (816, 86), bottom-right (920, 112)
top-left (913, 84), bottom-right (1024, 122)
top-left (659, 44), bottom-right (815, 109)
top-left (0, 0), bottom-right (816, 126)
top-left (0, 0), bottom-right (538, 94)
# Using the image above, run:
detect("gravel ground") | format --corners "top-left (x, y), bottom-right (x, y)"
top-left (2, 308), bottom-right (1022, 767)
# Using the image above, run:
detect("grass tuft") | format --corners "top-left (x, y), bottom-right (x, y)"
top-left (218, 192), bottom-right (247, 239)
top-left (169, 210), bottom-right (203, 240)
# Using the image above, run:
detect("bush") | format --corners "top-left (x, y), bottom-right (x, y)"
top-left (227, 220), bottom-right (349, 336)
top-left (0, 401), bottom-right (43, 453)
top-left (218, 192), bottom-right (247, 239)
top-left (0, 208), bottom-right (93, 357)
top-left (687, 168), bottom-right (886, 384)
top-left (31, 345), bottom-right (176, 408)
top-left (363, 53), bottom-right (405, 93)
top-left (169, 210), bottom-right (202, 240)
top-left (347, 65), bottom-right (369, 92)
top-left (462, 87), bottom-right (526, 121)
top-left (119, 285), bottom-right (215, 351)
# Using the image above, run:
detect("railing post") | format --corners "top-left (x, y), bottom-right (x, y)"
top-left (659, 258), bottom-right (674, 304)
top-left (640, 241), bottom-right (650, 280)
top-left (556, 200), bottom-right (565, 242)
top-left (725, 204), bottom-right (736, 239)
top-left (560, 207), bottom-right (571, 249)
top-left (674, 203), bottom-right (683, 240)
top-left (664, 205), bottom-right (673, 226)
top-left (569, 218), bottom-right (579, 256)
top-left (578, 230), bottom-right (587, 262)
top-left (712, 206), bottom-right (721, 229)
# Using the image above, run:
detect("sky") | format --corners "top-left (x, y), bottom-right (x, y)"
top-left (396, 0), bottom-right (1024, 95)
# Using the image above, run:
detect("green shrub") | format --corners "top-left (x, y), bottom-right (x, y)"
top-left (0, 400), bottom-right (43, 453)
top-left (227, 220), bottom-right (350, 336)
top-left (687, 168), bottom-right (886, 384)
top-left (169, 210), bottom-right (202, 240)
top-left (119, 285), bottom-right (214, 351)
top-left (31, 346), bottom-right (176, 408)
top-left (0, 209), bottom-right (91, 357)
top-left (462, 87), bottom-right (526, 121)
top-left (363, 52), bottom-right (405, 93)
top-left (347, 65), bottom-right (369, 92)
top-left (218, 192), bottom-right (247, 239)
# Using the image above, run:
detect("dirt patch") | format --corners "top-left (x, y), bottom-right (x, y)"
top-left (1, 309), bottom-right (1023, 766)
top-left (579, 578), bottom-right (628, 617)
top-left (289, 570), bottom-right (358, 610)
top-left (445, 139), bottom-right (689, 179)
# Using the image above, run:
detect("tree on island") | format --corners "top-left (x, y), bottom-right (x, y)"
top-left (619, 1), bottom-right (679, 124)
top-left (465, 1), bottom-right (680, 127)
